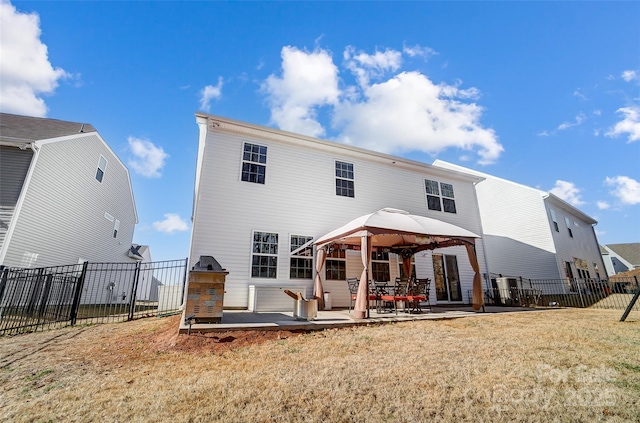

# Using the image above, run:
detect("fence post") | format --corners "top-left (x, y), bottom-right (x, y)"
top-left (0, 267), bottom-right (8, 322)
top-left (128, 261), bottom-right (141, 321)
top-left (180, 257), bottom-right (189, 307)
top-left (577, 279), bottom-right (586, 308)
top-left (620, 276), bottom-right (640, 322)
top-left (37, 274), bottom-right (54, 324)
top-left (70, 262), bottom-right (88, 326)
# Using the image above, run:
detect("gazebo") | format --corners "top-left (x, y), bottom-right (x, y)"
top-left (313, 208), bottom-right (484, 318)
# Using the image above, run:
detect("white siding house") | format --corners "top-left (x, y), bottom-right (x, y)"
top-left (189, 113), bottom-right (490, 309)
top-left (432, 160), bottom-right (607, 281)
top-left (601, 243), bottom-right (640, 275)
top-left (0, 113), bottom-right (138, 268)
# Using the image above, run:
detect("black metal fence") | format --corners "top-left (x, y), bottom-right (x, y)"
top-left (0, 258), bottom-right (187, 335)
top-left (479, 274), bottom-right (640, 314)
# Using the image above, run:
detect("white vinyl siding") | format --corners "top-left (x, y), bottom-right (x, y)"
top-left (190, 117), bottom-right (487, 308)
top-left (433, 160), bottom-right (606, 281)
top-left (0, 146), bottom-right (33, 250)
top-left (2, 134), bottom-right (136, 267)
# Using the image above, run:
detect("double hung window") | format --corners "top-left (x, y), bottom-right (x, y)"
top-left (335, 161), bottom-right (355, 197)
top-left (96, 155), bottom-right (107, 183)
top-left (565, 217), bottom-right (573, 238)
top-left (251, 231), bottom-right (278, 278)
top-left (290, 235), bottom-right (313, 279)
top-left (425, 179), bottom-right (457, 213)
top-left (241, 143), bottom-right (267, 184)
top-left (371, 251), bottom-right (390, 282)
top-left (550, 209), bottom-right (559, 232)
top-left (325, 248), bottom-right (346, 280)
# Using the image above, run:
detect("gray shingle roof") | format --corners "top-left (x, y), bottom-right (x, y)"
top-left (606, 243), bottom-right (640, 267)
top-left (0, 113), bottom-right (97, 142)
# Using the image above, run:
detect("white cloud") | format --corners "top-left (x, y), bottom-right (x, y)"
top-left (606, 106), bottom-right (640, 142)
top-left (537, 130), bottom-right (550, 137)
top-left (199, 77), bottom-right (223, 111)
top-left (557, 113), bottom-right (586, 131)
top-left (262, 46), bottom-right (340, 137)
top-left (262, 45), bottom-right (503, 164)
top-left (344, 46), bottom-right (403, 87)
top-left (152, 213), bottom-right (189, 233)
top-left (596, 201), bottom-right (610, 210)
top-left (127, 136), bottom-right (169, 178)
top-left (573, 89), bottom-right (587, 100)
top-left (621, 70), bottom-right (638, 82)
top-left (605, 176), bottom-right (640, 205)
top-left (402, 43), bottom-right (437, 60)
top-left (550, 180), bottom-right (585, 206)
top-left (333, 71), bottom-right (503, 164)
top-left (0, 1), bottom-right (68, 116)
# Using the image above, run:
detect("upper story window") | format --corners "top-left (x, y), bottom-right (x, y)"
top-left (113, 219), bottom-right (120, 238)
top-left (550, 209), bottom-right (559, 232)
top-left (241, 143), bottom-right (267, 184)
top-left (564, 217), bottom-right (573, 238)
top-left (335, 161), bottom-right (355, 198)
top-left (251, 231), bottom-right (278, 278)
top-left (425, 179), bottom-right (457, 213)
top-left (290, 235), bottom-right (314, 279)
top-left (96, 155), bottom-right (107, 183)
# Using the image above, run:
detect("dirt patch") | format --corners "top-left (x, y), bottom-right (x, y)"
top-left (123, 314), bottom-right (306, 356)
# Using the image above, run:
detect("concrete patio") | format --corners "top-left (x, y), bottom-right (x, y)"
top-left (178, 305), bottom-right (548, 334)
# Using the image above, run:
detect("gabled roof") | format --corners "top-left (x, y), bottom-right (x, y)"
top-left (606, 243), bottom-right (640, 267)
top-left (432, 159), bottom-right (597, 225)
top-left (0, 113), bottom-right (97, 142)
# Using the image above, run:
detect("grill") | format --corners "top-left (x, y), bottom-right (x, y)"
top-left (185, 256), bottom-right (228, 323)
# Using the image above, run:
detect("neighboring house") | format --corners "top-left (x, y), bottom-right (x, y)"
top-left (432, 160), bottom-right (607, 281)
top-left (0, 113), bottom-right (138, 268)
top-left (189, 113), bottom-right (490, 309)
top-left (601, 243), bottom-right (640, 275)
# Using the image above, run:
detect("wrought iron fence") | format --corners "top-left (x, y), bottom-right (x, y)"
top-left (0, 258), bottom-right (187, 335)
top-left (477, 274), bottom-right (639, 316)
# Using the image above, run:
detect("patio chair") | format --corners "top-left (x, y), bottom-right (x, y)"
top-left (380, 277), bottom-right (409, 315)
top-left (347, 277), bottom-right (379, 312)
top-left (407, 278), bottom-right (431, 313)
top-left (347, 277), bottom-right (359, 312)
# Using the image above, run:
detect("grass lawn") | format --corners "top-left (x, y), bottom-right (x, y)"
top-left (0, 308), bottom-right (638, 422)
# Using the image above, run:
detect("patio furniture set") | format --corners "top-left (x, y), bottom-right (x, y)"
top-left (348, 277), bottom-right (432, 315)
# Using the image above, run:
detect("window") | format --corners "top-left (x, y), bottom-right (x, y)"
top-left (565, 217), bottom-right (573, 238)
top-left (290, 235), bottom-right (313, 279)
top-left (325, 247), bottom-right (346, 280)
top-left (241, 143), bottom-right (267, 184)
top-left (113, 219), bottom-right (120, 238)
top-left (550, 209), bottom-right (559, 232)
top-left (251, 231), bottom-right (278, 278)
top-left (96, 155), bottom-right (107, 183)
top-left (425, 179), bottom-right (456, 213)
top-left (371, 251), bottom-right (390, 282)
top-left (398, 254), bottom-right (416, 280)
top-left (335, 161), bottom-right (355, 197)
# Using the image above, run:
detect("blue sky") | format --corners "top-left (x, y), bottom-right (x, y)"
top-left (1, 1), bottom-right (639, 262)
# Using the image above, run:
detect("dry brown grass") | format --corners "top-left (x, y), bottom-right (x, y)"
top-left (0, 309), bottom-right (639, 422)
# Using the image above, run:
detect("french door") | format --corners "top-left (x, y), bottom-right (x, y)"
top-left (432, 254), bottom-right (462, 302)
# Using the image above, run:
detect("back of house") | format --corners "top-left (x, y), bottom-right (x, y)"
top-left (189, 113), bottom-right (490, 309)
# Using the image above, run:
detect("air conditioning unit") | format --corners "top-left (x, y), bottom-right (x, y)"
top-left (496, 277), bottom-right (518, 302)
